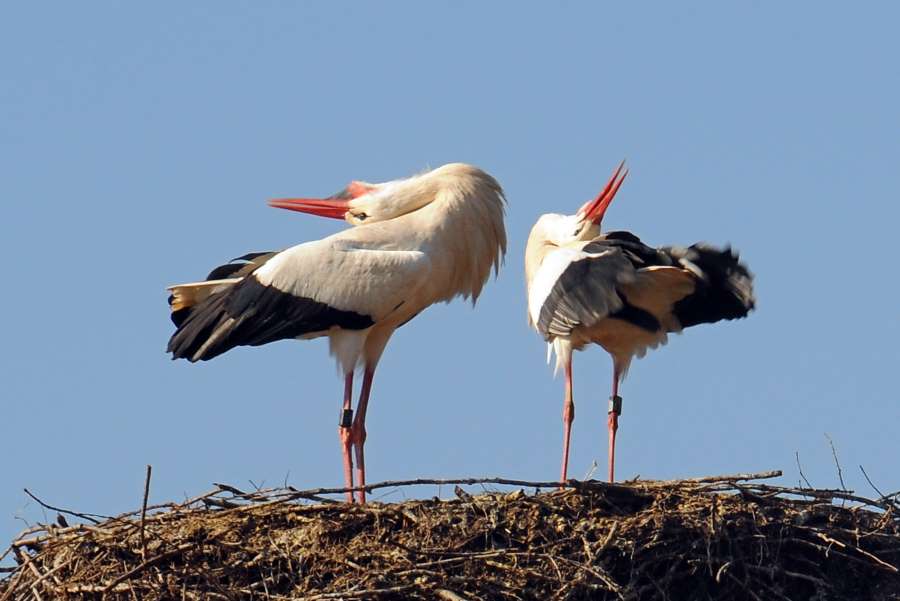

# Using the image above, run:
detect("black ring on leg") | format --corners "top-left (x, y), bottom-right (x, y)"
top-left (608, 395), bottom-right (622, 416)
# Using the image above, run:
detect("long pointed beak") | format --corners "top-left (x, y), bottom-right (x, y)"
top-left (578, 161), bottom-right (628, 225)
top-left (267, 197), bottom-right (350, 220)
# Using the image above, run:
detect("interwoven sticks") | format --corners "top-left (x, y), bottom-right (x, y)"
top-left (2, 472), bottom-right (898, 600)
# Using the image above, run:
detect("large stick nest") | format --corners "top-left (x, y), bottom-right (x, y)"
top-left (2, 472), bottom-right (899, 600)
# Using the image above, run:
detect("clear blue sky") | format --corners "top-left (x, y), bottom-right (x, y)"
top-left (3, 3), bottom-right (898, 553)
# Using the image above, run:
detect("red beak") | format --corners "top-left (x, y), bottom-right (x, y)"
top-left (267, 197), bottom-right (350, 220)
top-left (578, 161), bottom-right (628, 225)
top-left (269, 181), bottom-right (373, 220)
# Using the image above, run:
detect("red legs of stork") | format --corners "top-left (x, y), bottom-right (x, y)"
top-left (350, 366), bottom-right (376, 504)
top-left (559, 357), bottom-right (575, 484)
top-left (607, 366), bottom-right (623, 483)
top-left (337, 367), bottom-right (377, 504)
top-left (559, 357), bottom-right (624, 485)
top-left (338, 372), bottom-right (355, 503)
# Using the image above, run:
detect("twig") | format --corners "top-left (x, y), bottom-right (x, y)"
top-left (795, 452), bottom-right (813, 489)
top-left (744, 483), bottom-right (892, 511)
top-left (140, 465), bottom-right (152, 562)
top-left (744, 564), bottom-right (829, 588)
top-left (13, 547), bottom-right (46, 601)
top-left (817, 533), bottom-right (899, 573)
top-left (675, 470), bottom-right (782, 484)
top-left (273, 471), bottom-right (783, 501)
top-left (299, 584), bottom-right (418, 599)
top-left (181, 471), bottom-right (781, 509)
top-left (550, 553), bottom-right (623, 596)
top-left (100, 543), bottom-right (193, 594)
top-left (824, 434), bottom-right (847, 492)
top-left (22, 489), bottom-right (105, 525)
top-left (0, 563), bottom-right (26, 601)
top-left (274, 477), bottom-right (600, 502)
top-left (436, 589), bottom-right (472, 601)
top-left (214, 483), bottom-right (247, 496)
top-left (10, 556), bottom-right (72, 592)
top-left (859, 465), bottom-right (887, 500)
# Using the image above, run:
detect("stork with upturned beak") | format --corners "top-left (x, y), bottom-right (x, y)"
top-left (167, 163), bottom-right (507, 503)
top-left (525, 163), bottom-right (754, 483)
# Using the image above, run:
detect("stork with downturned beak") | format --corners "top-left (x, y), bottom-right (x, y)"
top-left (525, 163), bottom-right (754, 484)
top-left (167, 163), bottom-right (507, 503)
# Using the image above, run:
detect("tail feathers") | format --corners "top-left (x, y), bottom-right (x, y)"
top-left (167, 289), bottom-right (237, 361)
top-left (168, 279), bottom-right (240, 327)
top-left (667, 243), bottom-right (755, 328)
top-left (167, 251), bottom-right (276, 327)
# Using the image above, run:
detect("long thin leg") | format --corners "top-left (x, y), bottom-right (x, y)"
top-left (560, 357), bottom-right (575, 484)
top-left (351, 366), bottom-right (376, 504)
top-left (339, 371), bottom-right (354, 503)
top-left (607, 367), bottom-right (622, 483)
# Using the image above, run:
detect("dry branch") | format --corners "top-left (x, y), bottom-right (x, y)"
top-left (139, 464), bottom-right (151, 562)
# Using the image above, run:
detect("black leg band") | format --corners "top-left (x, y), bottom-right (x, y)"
top-left (340, 408), bottom-right (353, 428)
top-left (608, 395), bottom-right (622, 416)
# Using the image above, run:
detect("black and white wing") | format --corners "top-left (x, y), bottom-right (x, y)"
top-left (168, 251), bottom-right (277, 327)
top-left (167, 239), bottom-right (431, 362)
top-left (528, 230), bottom-right (754, 342)
top-left (528, 240), bottom-right (640, 340)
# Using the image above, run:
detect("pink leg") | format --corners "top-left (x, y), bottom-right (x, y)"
top-left (351, 366), bottom-right (376, 504)
top-left (560, 357), bottom-right (575, 484)
top-left (607, 367), bottom-right (622, 483)
top-left (339, 372), bottom-right (355, 503)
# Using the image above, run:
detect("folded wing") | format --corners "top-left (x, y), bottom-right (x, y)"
top-left (167, 240), bottom-right (431, 362)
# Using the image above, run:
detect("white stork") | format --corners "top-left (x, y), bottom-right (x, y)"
top-left (167, 163), bottom-right (507, 503)
top-left (525, 163), bottom-right (754, 484)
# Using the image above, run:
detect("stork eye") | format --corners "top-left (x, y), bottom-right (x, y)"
top-left (353, 212), bottom-right (369, 221)
top-left (572, 224), bottom-right (583, 236)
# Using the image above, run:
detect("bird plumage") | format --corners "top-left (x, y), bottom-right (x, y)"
top-left (527, 229), bottom-right (754, 375)
top-left (168, 252), bottom-right (277, 327)
top-left (166, 163), bottom-right (507, 503)
top-left (524, 162), bottom-right (754, 484)
top-left (168, 163), bottom-right (506, 370)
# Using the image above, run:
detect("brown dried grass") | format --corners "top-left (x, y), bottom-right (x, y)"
top-left (2, 473), bottom-right (899, 600)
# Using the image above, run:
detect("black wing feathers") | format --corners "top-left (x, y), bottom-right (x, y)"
top-left (537, 243), bottom-right (638, 338)
top-left (167, 250), bottom-right (375, 362)
top-left (666, 244), bottom-right (755, 327)
top-left (205, 252), bottom-right (277, 281)
top-left (590, 232), bottom-right (675, 267)
top-left (598, 234), bottom-right (755, 327)
top-left (168, 276), bottom-right (374, 362)
top-left (168, 252), bottom-right (278, 327)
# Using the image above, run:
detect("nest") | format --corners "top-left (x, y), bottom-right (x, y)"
top-left (2, 471), bottom-right (899, 600)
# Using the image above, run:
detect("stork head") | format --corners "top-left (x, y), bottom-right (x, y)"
top-left (268, 179), bottom-right (381, 225)
top-left (525, 162), bottom-right (628, 284)
top-left (531, 161), bottom-right (628, 244)
top-left (574, 160), bottom-right (627, 237)
top-left (269, 164), bottom-right (484, 226)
